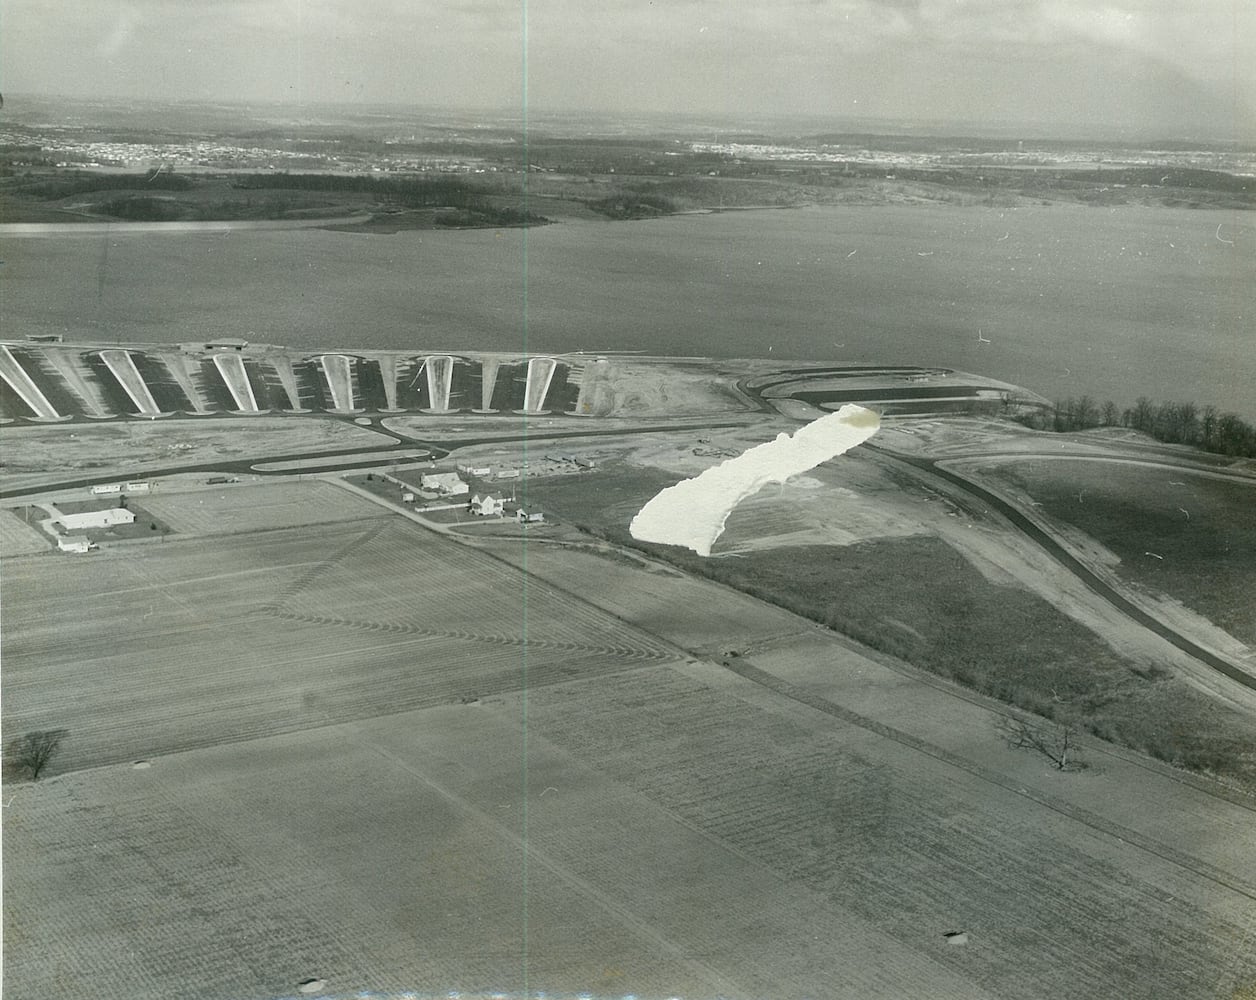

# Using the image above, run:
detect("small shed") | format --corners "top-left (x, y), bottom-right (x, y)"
top-left (57, 537), bottom-right (92, 553)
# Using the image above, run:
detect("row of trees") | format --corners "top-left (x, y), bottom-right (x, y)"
top-left (24, 169), bottom-right (193, 199)
top-left (97, 195), bottom-right (183, 221)
top-left (1019, 395), bottom-right (1256, 458)
top-left (586, 192), bottom-right (678, 219)
top-left (233, 171), bottom-right (483, 208)
top-left (233, 172), bottom-right (546, 226)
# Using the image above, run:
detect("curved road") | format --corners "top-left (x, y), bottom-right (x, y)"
top-left (0, 418), bottom-right (754, 501)
top-left (871, 445), bottom-right (1256, 692)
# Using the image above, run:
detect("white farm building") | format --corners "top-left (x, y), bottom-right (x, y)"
top-left (420, 472), bottom-right (469, 496)
top-left (58, 508), bottom-right (136, 532)
top-left (469, 494), bottom-right (505, 517)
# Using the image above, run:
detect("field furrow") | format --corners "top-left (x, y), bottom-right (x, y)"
top-left (524, 666), bottom-right (1256, 1000)
top-left (277, 520), bottom-right (676, 656)
top-left (2, 519), bottom-right (676, 773)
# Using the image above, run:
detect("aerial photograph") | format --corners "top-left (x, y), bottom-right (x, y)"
top-left (2, 2), bottom-right (1255, 998)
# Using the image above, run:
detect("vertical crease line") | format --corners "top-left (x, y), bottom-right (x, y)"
top-left (520, 0), bottom-right (531, 993)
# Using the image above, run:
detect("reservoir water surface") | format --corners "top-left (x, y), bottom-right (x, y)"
top-left (2, 203), bottom-right (1251, 417)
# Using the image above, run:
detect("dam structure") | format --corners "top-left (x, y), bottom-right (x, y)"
top-left (212, 353), bottom-right (260, 413)
top-left (522, 357), bottom-right (558, 414)
top-left (424, 355), bottom-right (455, 414)
top-left (317, 355), bottom-right (357, 413)
top-left (98, 350), bottom-right (163, 416)
top-left (0, 339), bottom-right (585, 421)
top-left (0, 345), bottom-right (63, 420)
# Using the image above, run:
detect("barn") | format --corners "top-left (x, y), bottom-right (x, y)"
top-left (58, 508), bottom-right (136, 532)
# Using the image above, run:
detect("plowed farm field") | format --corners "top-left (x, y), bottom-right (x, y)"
top-left (0, 506), bottom-right (50, 557)
top-left (6, 502), bottom-right (1256, 1000)
top-left (136, 480), bottom-right (389, 536)
top-left (1, 517), bottom-right (674, 773)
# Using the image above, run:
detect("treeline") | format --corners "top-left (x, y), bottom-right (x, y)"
top-left (432, 206), bottom-right (547, 228)
top-left (585, 192), bottom-right (678, 219)
top-left (233, 171), bottom-right (483, 208)
top-left (22, 170), bottom-right (194, 199)
top-left (97, 196), bottom-right (182, 221)
top-left (1019, 396), bottom-right (1256, 457)
top-left (234, 173), bottom-right (547, 225)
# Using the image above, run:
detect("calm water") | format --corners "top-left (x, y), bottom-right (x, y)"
top-left (2, 204), bottom-right (1251, 416)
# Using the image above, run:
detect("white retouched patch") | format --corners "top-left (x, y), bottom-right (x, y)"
top-left (630, 404), bottom-right (880, 556)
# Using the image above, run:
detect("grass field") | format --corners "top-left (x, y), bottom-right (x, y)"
top-left (523, 462), bottom-right (1256, 788)
top-left (669, 536), bottom-right (1256, 783)
top-left (971, 459), bottom-right (1256, 645)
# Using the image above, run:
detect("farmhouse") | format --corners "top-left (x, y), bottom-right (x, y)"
top-left (58, 508), bottom-right (136, 532)
top-left (469, 494), bottom-right (505, 517)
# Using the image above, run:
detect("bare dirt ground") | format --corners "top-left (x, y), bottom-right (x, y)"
top-left (0, 513), bottom-right (676, 773)
top-left (0, 506), bottom-right (52, 556)
top-left (134, 481), bottom-right (389, 537)
top-left (0, 416), bottom-right (393, 491)
top-left (5, 508), bottom-right (1256, 999)
top-left (953, 456), bottom-right (1256, 651)
top-left (519, 424), bottom-right (1256, 709)
top-left (6, 418), bottom-right (1256, 1000)
top-left (381, 411), bottom-right (764, 442)
top-left (573, 358), bottom-right (753, 416)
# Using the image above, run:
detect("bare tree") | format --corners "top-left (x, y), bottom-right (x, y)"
top-left (1200, 405), bottom-right (1219, 450)
top-left (996, 716), bottom-right (1084, 771)
top-left (1129, 396), bottom-right (1156, 433)
top-left (4, 729), bottom-right (69, 781)
top-left (1074, 394), bottom-right (1099, 429)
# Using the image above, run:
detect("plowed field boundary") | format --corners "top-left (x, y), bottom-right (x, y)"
top-left (720, 657), bottom-right (1256, 904)
top-left (262, 606), bottom-right (675, 662)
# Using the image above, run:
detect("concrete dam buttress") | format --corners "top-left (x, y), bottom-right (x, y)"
top-left (0, 342), bottom-right (584, 421)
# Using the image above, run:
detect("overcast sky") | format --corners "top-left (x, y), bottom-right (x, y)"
top-left (3, 0), bottom-right (1253, 135)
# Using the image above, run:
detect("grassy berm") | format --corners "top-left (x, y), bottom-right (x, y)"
top-left (526, 466), bottom-right (1256, 790)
